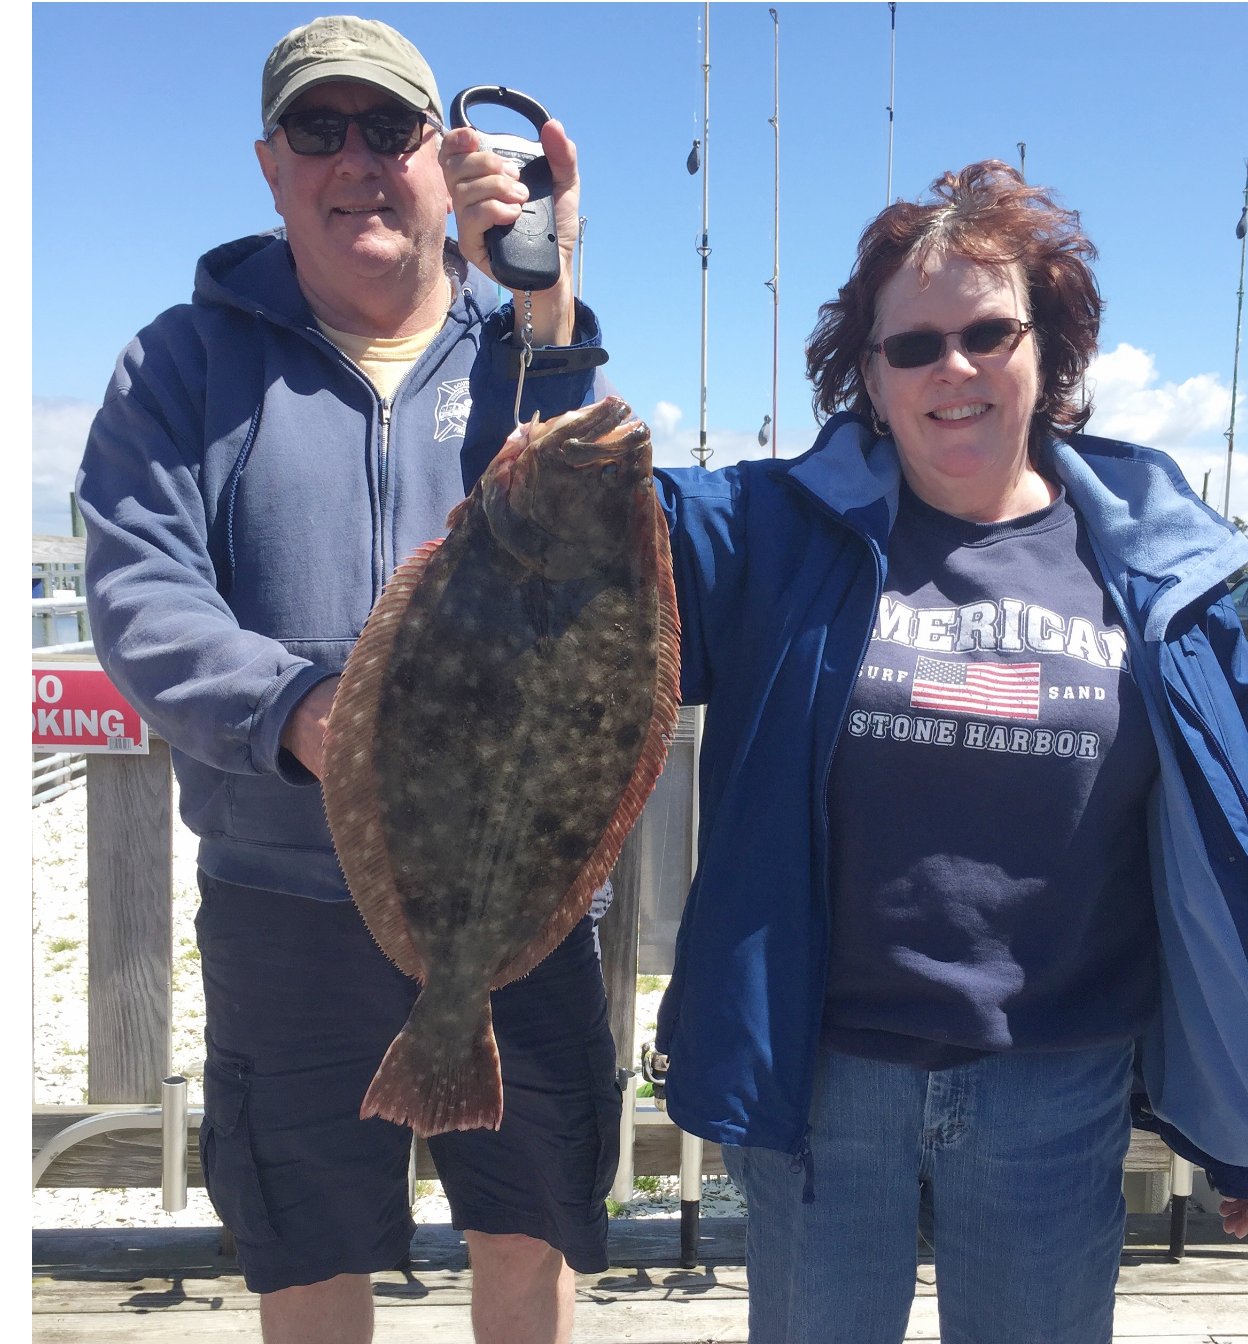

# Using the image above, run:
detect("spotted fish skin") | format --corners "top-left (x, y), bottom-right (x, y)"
top-left (323, 397), bottom-right (680, 1136)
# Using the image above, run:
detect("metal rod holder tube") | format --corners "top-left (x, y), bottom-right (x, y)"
top-left (679, 1128), bottom-right (703, 1202)
top-left (161, 1075), bottom-right (188, 1213)
top-left (611, 1072), bottom-right (637, 1204)
top-left (1167, 1154), bottom-right (1195, 1260)
top-left (1169, 1154), bottom-right (1194, 1198)
top-left (678, 1128), bottom-right (703, 1266)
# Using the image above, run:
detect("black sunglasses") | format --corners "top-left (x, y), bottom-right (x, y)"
top-left (276, 106), bottom-right (436, 157)
top-left (869, 318), bottom-right (1034, 370)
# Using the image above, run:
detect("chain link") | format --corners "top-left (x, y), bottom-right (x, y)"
top-left (512, 290), bottom-right (535, 429)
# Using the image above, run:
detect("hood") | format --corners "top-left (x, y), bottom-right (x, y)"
top-left (776, 414), bottom-right (1248, 643)
top-left (781, 411), bottom-right (901, 550)
top-left (192, 228), bottom-right (498, 334)
top-left (1049, 435), bottom-right (1248, 643)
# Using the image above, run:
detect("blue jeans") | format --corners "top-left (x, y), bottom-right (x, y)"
top-left (721, 1041), bottom-right (1133, 1344)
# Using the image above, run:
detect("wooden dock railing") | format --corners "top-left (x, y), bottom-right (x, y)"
top-left (32, 708), bottom-right (714, 1210)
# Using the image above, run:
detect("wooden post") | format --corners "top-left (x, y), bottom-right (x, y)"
top-left (87, 738), bottom-right (174, 1104)
top-left (599, 824), bottom-right (642, 1077)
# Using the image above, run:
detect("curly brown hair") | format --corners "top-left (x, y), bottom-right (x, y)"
top-left (805, 160), bottom-right (1103, 451)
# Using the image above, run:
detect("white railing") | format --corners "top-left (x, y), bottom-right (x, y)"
top-left (31, 596), bottom-right (88, 615)
top-left (33, 752), bottom-right (86, 806)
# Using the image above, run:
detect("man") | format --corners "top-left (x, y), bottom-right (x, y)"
top-left (77, 16), bottom-right (617, 1344)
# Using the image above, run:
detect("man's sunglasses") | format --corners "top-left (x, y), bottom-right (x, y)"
top-left (869, 318), bottom-right (1034, 370)
top-left (276, 107), bottom-right (437, 157)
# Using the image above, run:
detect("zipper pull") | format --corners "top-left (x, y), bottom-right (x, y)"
top-left (789, 1123), bottom-right (816, 1204)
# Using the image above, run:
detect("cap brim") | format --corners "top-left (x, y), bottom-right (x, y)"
top-left (264, 61), bottom-right (438, 132)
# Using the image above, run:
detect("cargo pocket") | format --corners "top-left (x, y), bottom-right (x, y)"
top-left (588, 1035), bottom-right (624, 1204)
top-left (201, 1049), bottom-right (279, 1245)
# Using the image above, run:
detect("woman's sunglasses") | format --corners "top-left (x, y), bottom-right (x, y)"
top-left (869, 318), bottom-right (1034, 370)
top-left (276, 107), bottom-right (436, 157)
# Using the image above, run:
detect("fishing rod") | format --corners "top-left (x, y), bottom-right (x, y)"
top-left (757, 5), bottom-right (779, 459)
top-left (1017, 141), bottom-right (1027, 182)
top-left (676, 0), bottom-right (712, 1276)
top-left (694, 1), bottom-right (712, 468)
top-left (1223, 161), bottom-right (1248, 520)
top-left (886, 1), bottom-right (896, 205)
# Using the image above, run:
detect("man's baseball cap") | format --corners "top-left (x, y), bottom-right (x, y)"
top-left (261, 15), bottom-right (443, 134)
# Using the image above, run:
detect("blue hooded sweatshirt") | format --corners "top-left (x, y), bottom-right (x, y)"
top-left (77, 230), bottom-right (607, 902)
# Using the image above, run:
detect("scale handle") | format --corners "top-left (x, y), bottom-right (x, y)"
top-left (448, 86), bottom-right (560, 292)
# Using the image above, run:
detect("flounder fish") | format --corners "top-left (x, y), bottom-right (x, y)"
top-left (322, 396), bottom-right (680, 1136)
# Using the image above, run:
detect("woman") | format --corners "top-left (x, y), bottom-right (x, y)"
top-left (648, 162), bottom-right (1248, 1343)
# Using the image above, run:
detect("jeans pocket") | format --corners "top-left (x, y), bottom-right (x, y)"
top-left (201, 1049), bottom-right (279, 1246)
top-left (720, 1140), bottom-right (748, 1196)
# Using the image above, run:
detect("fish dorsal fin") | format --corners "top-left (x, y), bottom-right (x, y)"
top-left (323, 538), bottom-right (446, 981)
top-left (492, 487), bottom-right (682, 986)
top-left (445, 493), bottom-right (475, 531)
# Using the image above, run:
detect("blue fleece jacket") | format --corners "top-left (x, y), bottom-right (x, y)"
top-left (77, 229), bottom-right (607, 901)
top-left (461, 396), bottom-right (1248, 1196)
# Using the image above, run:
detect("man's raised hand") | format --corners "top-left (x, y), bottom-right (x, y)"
top-left (440, 119), bottom-right (578, 347)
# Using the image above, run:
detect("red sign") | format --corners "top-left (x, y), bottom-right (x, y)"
top-left (32, 661), bottom-right (149, 755)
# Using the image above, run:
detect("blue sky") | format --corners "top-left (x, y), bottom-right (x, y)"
top-left (30, 1), bottom-right (1248, 533)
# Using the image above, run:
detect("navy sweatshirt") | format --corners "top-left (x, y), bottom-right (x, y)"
top-left (823, 483), bottom-right (1161, 1067)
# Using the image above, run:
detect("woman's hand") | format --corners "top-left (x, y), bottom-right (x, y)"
top-left (439, 119), bottom-right (578, 348)
top-left (1221, 1197), bottom-right (1248, 1238)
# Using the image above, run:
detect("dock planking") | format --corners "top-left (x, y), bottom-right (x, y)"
top-left (33, 1215), bottom-right (1248, 1342)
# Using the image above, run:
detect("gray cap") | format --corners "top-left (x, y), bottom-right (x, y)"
top-left (261, 15), bottom-right (443, 134)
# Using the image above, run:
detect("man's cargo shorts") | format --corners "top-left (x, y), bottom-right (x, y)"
top-left (195, 872), bottom-right (622, 1295)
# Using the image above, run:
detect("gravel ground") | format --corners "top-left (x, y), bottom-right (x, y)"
top-left (32, 781), bottom-right (745, 1229)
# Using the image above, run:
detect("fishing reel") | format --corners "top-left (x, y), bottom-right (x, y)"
top-left (640, 1040), bottom-right (669, 1112)
top-left (449, 85), bottom-right (560, 292)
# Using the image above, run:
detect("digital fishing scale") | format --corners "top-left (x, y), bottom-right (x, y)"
top-left (449, 86), bottom-right (560, 292)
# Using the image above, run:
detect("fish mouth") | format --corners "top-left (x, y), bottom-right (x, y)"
top-left (538, 396), bottom-right (637, 449)
top-left (533, 398), bottom-right (650, 471)
top-left (561, 419), bottom-right (649, 468)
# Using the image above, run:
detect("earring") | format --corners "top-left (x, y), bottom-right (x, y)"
top-left (870, 406), bottom-right (890, 437)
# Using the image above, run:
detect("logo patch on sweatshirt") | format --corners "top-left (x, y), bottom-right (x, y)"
top-left (434, 379), bottom-right (471, 441)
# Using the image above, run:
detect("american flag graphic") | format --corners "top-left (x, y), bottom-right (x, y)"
top-left (910, 657), bottom-right (1041, 721)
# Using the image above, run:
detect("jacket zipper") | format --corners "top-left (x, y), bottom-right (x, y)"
top-left (379, 398), bottom-right (392, 571)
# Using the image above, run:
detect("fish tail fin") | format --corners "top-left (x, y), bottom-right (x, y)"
top-left (360, 992), bottom-right (503, 1137)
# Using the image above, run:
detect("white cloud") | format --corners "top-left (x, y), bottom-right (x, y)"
top-left (1084, 343), bottom-right (1232, 449)
top-left (33, 397), bottom-right (98, 536)
top-left (1084, 343), bottom-right (1247, 518)
top-left (651, 400), bottom-right (683, 439)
